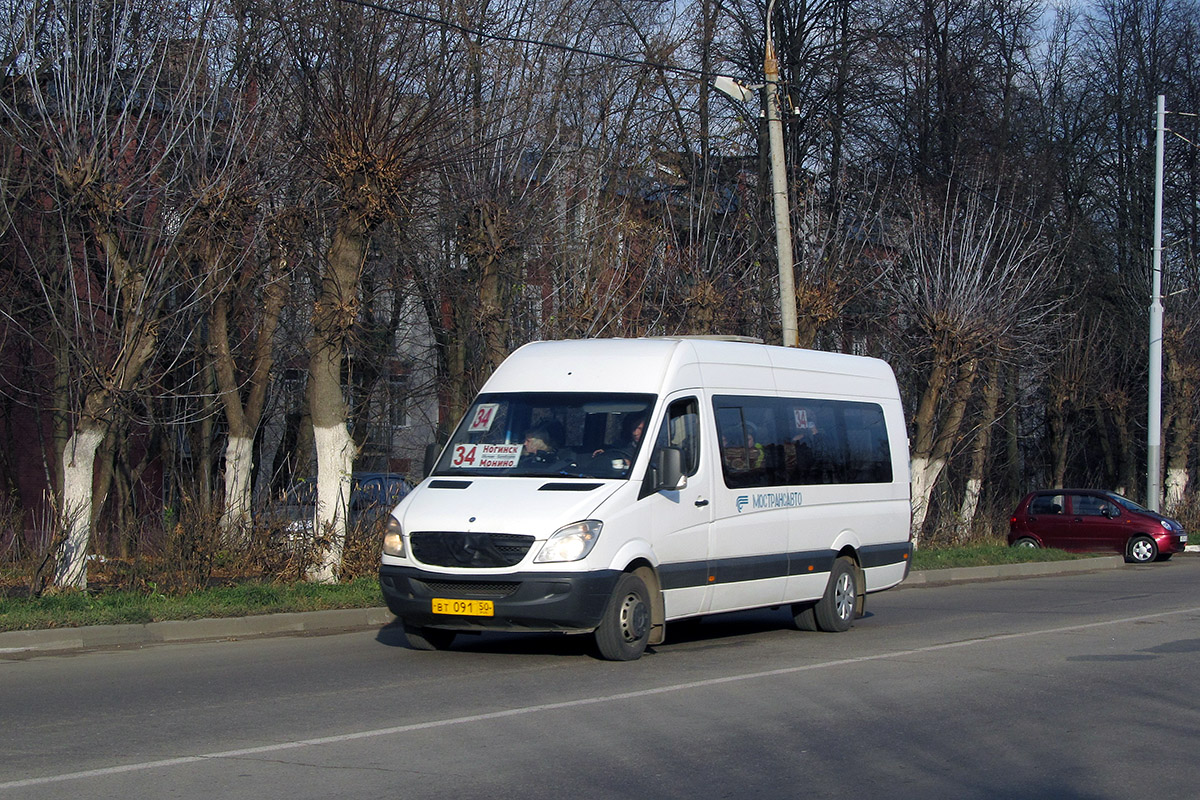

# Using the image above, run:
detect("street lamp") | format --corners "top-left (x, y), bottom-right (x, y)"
top-left (714, 0), bottom-right (799, 347)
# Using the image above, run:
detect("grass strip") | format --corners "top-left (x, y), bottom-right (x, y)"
top-left (910, 543), bottom-right (1093, 570)
top-left (0, 576), bottom-right (384, 633)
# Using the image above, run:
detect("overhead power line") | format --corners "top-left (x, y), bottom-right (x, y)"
top-left (1167, 129), bottom-right (1200, 151)
top-left (331, 0), bottom-right (726, 82)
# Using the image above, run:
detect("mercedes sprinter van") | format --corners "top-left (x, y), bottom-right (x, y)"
top-left (380, 337), bottom-right (912, 660)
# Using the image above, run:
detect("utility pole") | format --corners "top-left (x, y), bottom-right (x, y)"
top-left (1147, 95), bottom-right (1165, 511)
top-left (713, 0), bottom-right (799, 348)
top-left (764, 0), bottom-right (798, 348)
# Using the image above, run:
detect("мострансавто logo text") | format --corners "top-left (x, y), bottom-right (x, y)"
top-left (735, 491), bottom-right (803, 513)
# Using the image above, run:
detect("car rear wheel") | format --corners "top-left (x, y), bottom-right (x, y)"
top-left (1012, 537), bottom-right (1040, 549)
top-left (1126, 535), bottom-right (1158, 564)
top-left (403, 622), bottom-right (456, 651)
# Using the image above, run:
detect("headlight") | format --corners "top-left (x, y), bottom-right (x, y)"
top-left (382, 516), bottom-right (405, 557)
top-left (534, 520), bottom-right (602, 563)
top-left (1160, 520), bottom-right (1172, 531)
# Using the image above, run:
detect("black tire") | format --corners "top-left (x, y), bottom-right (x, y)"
top-left (1126, 535), bottom-right (1158, 564)
top-left (813, 557), bottom-right (858, 633)
top-left (594, 573), bottom-right (652, 661)
top-left (403, 622), bottom-right (456, 651)
top-left (790, 601), bottom-right (819, 632)
top-left (1012, 537), bottom-right (1040, 549)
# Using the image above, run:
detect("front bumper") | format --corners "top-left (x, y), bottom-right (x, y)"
top-left (379, 564), bottom-right (622, 633)
top-left (1158, 531), bottom-right (1188, 554)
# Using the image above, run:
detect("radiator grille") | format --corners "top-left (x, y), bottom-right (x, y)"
top-left (410, 531), bottom-right (535, 568)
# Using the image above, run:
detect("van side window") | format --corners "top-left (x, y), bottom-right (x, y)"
top-left (715, 407), bottom-right (750, 476)
top-left (714, 395), bottom-right (893, 489)
top-left (841, 403), bottom-right (893, 483)
top-left (652, 397), bottom-right (701, 476)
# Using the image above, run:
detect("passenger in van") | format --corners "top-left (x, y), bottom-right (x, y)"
top-left (745, 423), bottom-right (766, 469)
top-left (790, 424), bottom-right (817, 480)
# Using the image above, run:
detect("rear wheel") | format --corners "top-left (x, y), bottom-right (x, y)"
top-left (594, 573), bottom-right (652, 661)
top-left (1012, 537), bottom-right (1040, 549)
top-left (1126, 535), bottom-right (1158, 564)
top-left (813, 557), bottom-right (858, 633)
top-left (403, 622), bottom-right (456, 651)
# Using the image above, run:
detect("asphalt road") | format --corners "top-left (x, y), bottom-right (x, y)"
top-left (2, 558), bottom-right (1198, 799)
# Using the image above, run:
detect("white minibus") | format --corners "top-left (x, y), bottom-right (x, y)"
top-left (379, 337), bottom-right (912, 660)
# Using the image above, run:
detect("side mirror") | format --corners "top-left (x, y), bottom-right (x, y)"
top-left (656, 447), bottom-right (687, 492)
top-left (423, 443), bottom-right (441, 478)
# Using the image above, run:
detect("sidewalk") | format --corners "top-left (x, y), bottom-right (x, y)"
top-left (0, 555), bottom-right (1132, 657)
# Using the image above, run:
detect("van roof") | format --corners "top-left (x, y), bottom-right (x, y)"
top-left (480, 338), bottom-right (898, 398)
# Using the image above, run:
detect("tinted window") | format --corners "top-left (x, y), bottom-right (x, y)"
top-left (713, 395), bottom-right (893, 489)
top-left (1073, 494), bottom-right (1117, 517)
top-left (1029, 494), bottom-right (1064, 515)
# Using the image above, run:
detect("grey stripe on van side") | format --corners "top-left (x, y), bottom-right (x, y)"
top-left (657, 545), bottom-right (910, 591)
top-left (658, 562), bottom-right (711, 590)
top-left (859, 542), bottom-right (913, 568)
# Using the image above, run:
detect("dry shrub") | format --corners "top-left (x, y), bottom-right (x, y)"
top-left (922, 496), bottom-right (1011, 549)
top-left (1168, 492), bottom-right (1199, 535)
top-left (339, 514), bottom-right (387, 580)
top-left (162, 499), bottom-right (224, 593)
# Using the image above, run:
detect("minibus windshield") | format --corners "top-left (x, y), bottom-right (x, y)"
top-left (433, 392), bottom-right (656, 479)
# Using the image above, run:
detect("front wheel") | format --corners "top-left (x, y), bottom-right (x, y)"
top-left (1126, 535), bottom-right (1158, 564)
top-left (812, 557), bottom-right (859, 633)
top-left (594, 573), bottom-right (652, 661)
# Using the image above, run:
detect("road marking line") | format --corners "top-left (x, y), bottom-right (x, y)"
top-left (4, 604), bottom-right (1199, 790)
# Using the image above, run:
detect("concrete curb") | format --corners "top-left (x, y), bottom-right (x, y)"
top-left (0, 554), bottom-right (1151, 656)
top-left (898, 555), bottom-right (1126, 587)
top-left (0, 607), bottom-right (397, 657)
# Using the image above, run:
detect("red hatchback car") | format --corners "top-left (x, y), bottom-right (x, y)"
top-left (1009, 489), bottom-right (1189, 563)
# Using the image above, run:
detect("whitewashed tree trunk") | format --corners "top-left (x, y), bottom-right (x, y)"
top-left (220, 434), bottom-right (255, 538)
top-left (1165, 466), bottom-right (1188, 514)
top-left (909, 454), bottom-right (946, 546)
top-left (309, 422), bottom-right (354, 583)
top-left (53, 425), bottom-right (105, 589)
top-left (955, 369), bottom-right (1000, 542)
top-left (957, 477), bottom-right (983, 540)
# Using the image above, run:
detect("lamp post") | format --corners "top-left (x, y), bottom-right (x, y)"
top-left (714, 0), bottom-right (799, 347)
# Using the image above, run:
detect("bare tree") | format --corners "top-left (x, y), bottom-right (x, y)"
top-left (269, 0), bottom-right (447, 581)
top-left (888, 181), bottom-right (1060, 542)
top-left (0, 0), bottom-right (243, 588)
